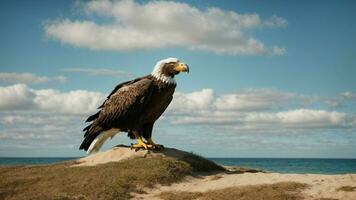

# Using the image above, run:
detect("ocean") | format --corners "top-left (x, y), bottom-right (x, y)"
top-left (210, 158), bottom-right (356, 174)
top-left (1, 157), bottom-right (355, 174)
top-left (0, 157), bottom-right (76, 166)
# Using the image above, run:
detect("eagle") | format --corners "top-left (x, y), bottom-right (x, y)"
top-left (79, 58), bottom-right (189, 153)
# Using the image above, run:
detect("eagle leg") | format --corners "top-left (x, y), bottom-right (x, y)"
top-left (147, 138), bottom-right (164, 150)
top-left (131, 136), bottom-right (149, 151)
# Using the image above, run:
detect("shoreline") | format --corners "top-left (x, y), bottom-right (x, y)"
top-left (1, 147), bottom-right (356, 199)
top-left (1, 156), bottom-right (356, 175)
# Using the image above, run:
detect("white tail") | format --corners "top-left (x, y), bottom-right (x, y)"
top-left (87, 128), bottom-right (120, 154)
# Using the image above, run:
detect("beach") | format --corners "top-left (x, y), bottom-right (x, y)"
top-left (1, 147), bottom-right (355, 200)
top-left (134, 171), bottom-right (356, 200)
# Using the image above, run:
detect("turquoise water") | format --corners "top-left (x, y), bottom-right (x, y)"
top-left (1, 157), bottom-right (356, 174)
top-left (210, 158), bottom-right (356, 174)
top-left (0, 157), bottom-right (78, 166)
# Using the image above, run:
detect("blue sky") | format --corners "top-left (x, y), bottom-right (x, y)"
top-left (0, 0), bottom-right (355, 158)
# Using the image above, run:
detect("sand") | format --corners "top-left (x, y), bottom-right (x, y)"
top-left (132, 172), bottom-right (356, 200)
top-left (74, 147), bottom-right (356, 200)
top-left (74, 145), bottom-right (198, 167)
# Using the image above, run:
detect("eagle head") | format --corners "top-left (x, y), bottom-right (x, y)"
top-left (151, 58), bottom-right (189, 84)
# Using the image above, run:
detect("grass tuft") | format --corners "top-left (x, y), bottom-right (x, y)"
top-left (158, 182), bottom-right (308, 200)
top-left (0, 152), bottom-right (224, 200)
top-left (180, 153), bottom-right (225, 172)
top-left (0, 157), bottom-right (193, 200)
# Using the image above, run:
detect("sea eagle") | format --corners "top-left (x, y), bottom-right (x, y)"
top-left (79, 58), bottom-right (189, 153)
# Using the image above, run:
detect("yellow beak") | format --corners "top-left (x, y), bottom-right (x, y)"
top-left (174, 62), bottom-right (189, 73)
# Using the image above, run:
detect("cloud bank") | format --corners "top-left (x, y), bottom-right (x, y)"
top-left (44, 0), bottom-right (286, 55)
top-left (1, 84), bottom-right (354, 131)
top-left (63, 68), bottom-right (134, 78)
top-left (0, 72), bottom-right (67, 85)
top-left (0, 84), bottom-right (104, 114)
top-left (167, 88), bottom-right (356, 131)
top-left (1, 84), bottom-right (355, 156)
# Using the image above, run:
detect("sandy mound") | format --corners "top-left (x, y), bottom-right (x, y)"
top-left (1, 146), bottom-right (225, 200)
top-left (74, 145), bottom-right (211, 167)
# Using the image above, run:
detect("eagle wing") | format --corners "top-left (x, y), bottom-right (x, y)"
top-left (80, 76), bottom-right (154, 150)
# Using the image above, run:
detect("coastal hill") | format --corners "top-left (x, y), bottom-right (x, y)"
top-left (1, 146), bottom-right (355, 200)
top-left (74, 145), bottom-right (225, 169)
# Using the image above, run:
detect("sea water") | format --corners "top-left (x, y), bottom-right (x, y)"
top-left (0, 157), bottom-right (77, 166)
top-left (210, 158), bottom-right (356, 174)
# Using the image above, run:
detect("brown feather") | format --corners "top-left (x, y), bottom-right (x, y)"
top-left (80, 76), bottom-right (154, 150)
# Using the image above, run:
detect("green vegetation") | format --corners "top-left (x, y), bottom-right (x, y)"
top-left (0, 154), bottom-right (223, 200)
top-left (158, 182), bottom-right (308, 200)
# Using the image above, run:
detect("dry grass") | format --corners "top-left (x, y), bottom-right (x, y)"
top-left (180, 153), bottom-right (225, 172)
top-left (336, 186), bottom-right (356, 192)
top-left (158, 182), bottom-right (308, 200)
top-left (0, 155), bottom-right (223, 200)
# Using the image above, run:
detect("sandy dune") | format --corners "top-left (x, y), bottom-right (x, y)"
top-left (74, 145), bottom-right (199, 167)
top-left (75, 147), bottom-right (356, 200)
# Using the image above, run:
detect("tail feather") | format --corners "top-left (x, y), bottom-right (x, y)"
top-left (81, 109), bottom-right (119, 153)
top-left (79, 131), bottom-right (100, 151)
top-left (86, 129), bottom-right (120, 154)
top-left (85, 111), bottom-right (100, 122)
top-left (83, 124), bottom-right (91, 132)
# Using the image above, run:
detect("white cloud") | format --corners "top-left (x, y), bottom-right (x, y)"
top-left (0, 112), bottom-right (85, 156)
top-left (244, 109), bottom-right (349, 128)
top-left (0, 113), bottom-right (79, 126)
top-left (0, 72), bottom-right (67, 84)
top-left (214, 88), bottom-right (295, 111)
top-left (1, 86), bottom-right (355, 156)
top-left (165, 88), bottom-right (356, 132)
top-left (271, 46), bottom-right (286, 56)
top-left (0, 84), bottom-right (35, 110)
top-left (171, 109), bottom-right (355, 130)
top-left (1, 115), bottom-right (28, 125)
top-left (263, 15), bottom-right (288, 28)
top-left (63, 68), bottom-right (134, 78)
top-left (34, 89), bottom-right (104, 114)
top-left (0, 84), bottom-right (104, 114)
top-left (1, 84), bottom-right (354, 134)
top-left (324, 91), bottom-right (356, 107)
top-left (340, 91), bottom-right (355, 99)
top-left (169, 89), bottom-right (214, 112)
top-left (44, 0), bottom-right (287, 55)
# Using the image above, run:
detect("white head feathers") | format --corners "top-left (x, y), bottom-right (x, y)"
top-left (151, 57), bottom-right (179, 84)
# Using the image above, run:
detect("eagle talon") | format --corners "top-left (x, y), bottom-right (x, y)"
top-left (131, 145), bottom-right (147, 151)
top-left (147, 138), bottom-right (164, 151)
top-left (131, 136), bottom-right (149, 151)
